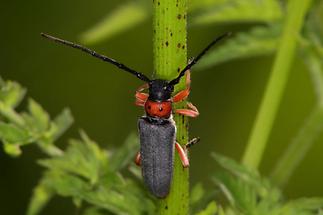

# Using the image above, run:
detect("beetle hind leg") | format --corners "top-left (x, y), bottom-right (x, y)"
top-left (175, 137), bottom-right (200, 168)
top-left (175, 142), bottom-right (190, 168)
top-left (134, 151), bottom-right (141, 166)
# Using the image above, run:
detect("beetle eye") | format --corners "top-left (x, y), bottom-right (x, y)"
top-left (163, 86), bottom-right (167, 90)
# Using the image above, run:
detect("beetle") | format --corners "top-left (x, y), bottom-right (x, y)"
top-left (41, 32), bottom-right (230, 198)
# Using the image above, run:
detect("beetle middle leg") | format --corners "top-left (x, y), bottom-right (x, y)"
top-left (175, 102), bottom-right (199, 117)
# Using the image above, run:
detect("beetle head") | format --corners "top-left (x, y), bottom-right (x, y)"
top-left (148, 79), bottom-right (174, 101)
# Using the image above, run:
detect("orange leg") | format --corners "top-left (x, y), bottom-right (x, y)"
top-left (172, 70), bottom-right (191, 103)
top-left (175, 137), bottom-right (200, 168)
top-left (175, 102), bottom-right (199, 118)
top-left (175, 142), bottom-right (190, 168)
top-left (135, 83), bottom-right (149, 107)
top-left (134, 151), bottom-right (141, 166)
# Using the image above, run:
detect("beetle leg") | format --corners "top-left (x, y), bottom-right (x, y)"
top-left (172, 70), bottom-right (191, 103)
top-left (175, 102), bottom-right (199, 118)
top-left (185, 137), bottom-right (200, 149)
top-left (134, 151), bottom-right (141, 166)
top-left (175, 142), bottom-right (190, 168)
top-left (135, 83), bottom-right (149, 106)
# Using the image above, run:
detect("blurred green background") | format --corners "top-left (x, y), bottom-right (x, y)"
top-left (0, 0), bottom-right (322, 214)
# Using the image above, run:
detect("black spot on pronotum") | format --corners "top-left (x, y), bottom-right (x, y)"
top-left (159, 107), bottom-right (163, 111)
top-left (148, 105), bottom-right (151, 110)
top-left (165, 41), bottom-right (169, 46)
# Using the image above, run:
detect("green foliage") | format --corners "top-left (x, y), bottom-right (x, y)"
top-left (80, 2), bottom-right (149, 45)
top-left (0, 78), bottom-right (73, 156)
top-left (211, 153), bottom-right (323, 215)
top-left (28, 132), bottom-right (155, 215)
top-left (191, 0), bottom-right (282, 26)
top-left (195, 24), bottom-right (281, 69)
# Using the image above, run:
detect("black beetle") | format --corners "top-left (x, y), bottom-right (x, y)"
top-left (41, 32), bottom-right (230, 198)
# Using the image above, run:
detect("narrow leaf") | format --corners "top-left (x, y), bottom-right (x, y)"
top-left (195, 24), bottom-right (281, 70)
top-left (52, 108), bottom-right (73, 141)
top-left (27, 180), bottom-right (54, 215)
top-left (196, 201), bottom-right (218, 215)
top-left (191, 0), bottom-right (282, 26)
top-left (80, 2), bottom-right (149, 44)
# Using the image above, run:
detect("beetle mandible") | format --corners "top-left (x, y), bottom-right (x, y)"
top-left (41, 32), bottom-right (230, 198)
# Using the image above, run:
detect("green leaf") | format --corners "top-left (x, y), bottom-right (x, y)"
top-left (109, 132), bottom-right (139, 171)
top-left (191, 0), bottom-right (282, 26)
top-left (35, 136), bottom-right (155, 215)
top-left (0, 80), bottom-right (26, 108)
top-left (281, 198), bottom-right (323, 215)
top-left (196, 201), bottom-right (219, 215)
top-left (195, 24), bottom-right (281, 70)
top-left (80, 2), bottom-right (149, 45)
top-left (51, 108), bottom-right (74, 141)
top-left (27, 99), bottom-right (50, 132)
top-left (39, 134), bottom-right (108, 185)
top-left (82, 207), bottom-right (105, 215)
top-left (3, 142), bottom-right (22, 157)
top-left (190, 183), bottom-right (205, 206)
top-left (27, 179), bottom-right (54, 215)
top-left (0, 122), bottom-right (30, 144)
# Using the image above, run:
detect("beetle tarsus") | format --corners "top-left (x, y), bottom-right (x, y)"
top-left (186, 137), bottom-right (200, 149)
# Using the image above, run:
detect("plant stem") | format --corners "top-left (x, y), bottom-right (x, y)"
top-left (271, 43), bottom-right (323, 187)
top-left (153, 0), bottom-right (189, 214)
top-left (242, 0), bottom-right (313, 169)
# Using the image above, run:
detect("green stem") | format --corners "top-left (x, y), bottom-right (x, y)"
top-left (271, 106), bottom-right (323, 186)
top-left (153, 0), bottom-right (189, 214)
top-left (242, 0), bottom-right (313, 169)
top-left (271, 40), bottom-right (323, 186)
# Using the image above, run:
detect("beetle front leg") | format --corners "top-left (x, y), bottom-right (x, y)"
top-left (135, 83), bottom-right (149, 106)
top-left (172, 70), bottom-right (191, 103)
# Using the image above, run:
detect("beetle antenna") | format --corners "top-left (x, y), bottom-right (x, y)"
top-left (41, 33), bottom-right (151, 82)
top-left (169, 32), bottom-right (231, 86)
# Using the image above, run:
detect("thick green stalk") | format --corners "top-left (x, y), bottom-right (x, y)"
top-left (242, 0), bottom-right (313, 169)
top-left (153, 0), bottom-right (189, 214)
top-left (271, 44), bottom-right (323, 186)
